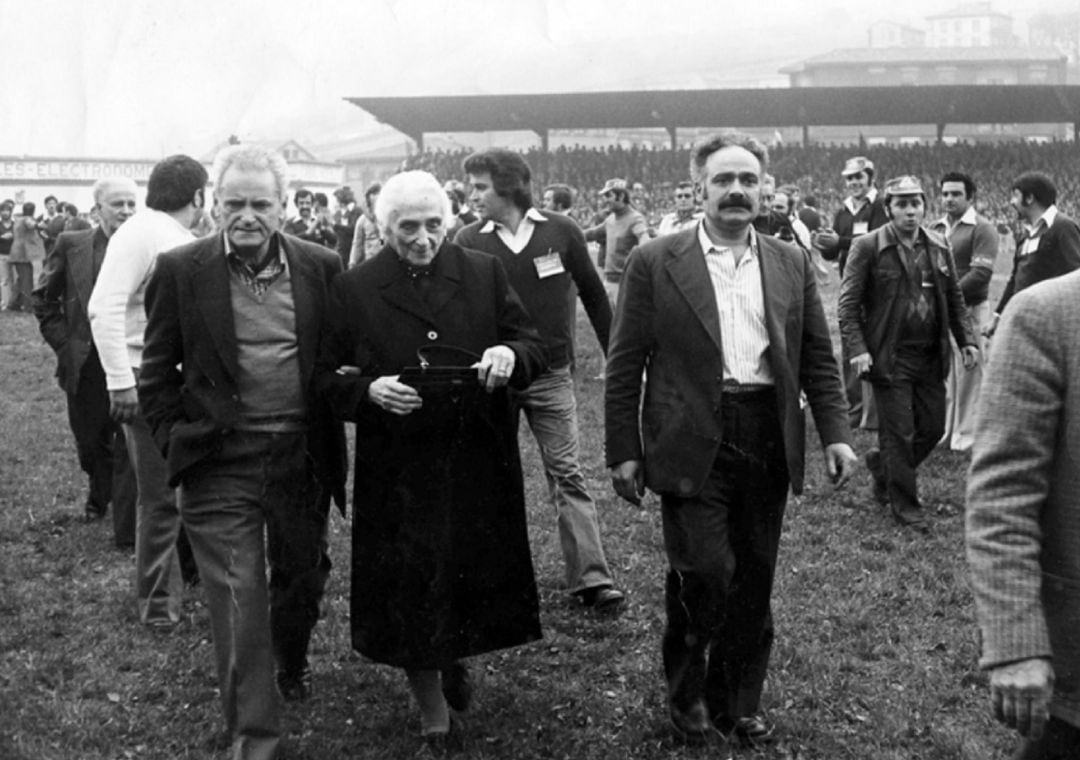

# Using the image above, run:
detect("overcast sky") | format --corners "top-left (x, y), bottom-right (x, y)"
top-left (0, 0), bottom-right (1069, 159)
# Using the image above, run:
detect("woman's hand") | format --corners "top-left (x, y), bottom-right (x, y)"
top-left (368, 375), bottom-right (423, 415)
top-left (474, 345), bottom-right (516, 393)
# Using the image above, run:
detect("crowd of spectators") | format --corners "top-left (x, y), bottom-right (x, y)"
top-left (404, 140), bottom-right (1080, 233)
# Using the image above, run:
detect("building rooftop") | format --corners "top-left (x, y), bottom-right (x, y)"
top-left (926, 2), bottom-right (1011, 20)
top-left (782, 46), bottom-right (1066, 73)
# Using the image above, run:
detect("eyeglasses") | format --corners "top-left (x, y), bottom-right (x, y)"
top-left (674, 193), bottom-right (693, 199)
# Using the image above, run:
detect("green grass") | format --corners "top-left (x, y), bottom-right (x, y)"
top-left (0, 251), bottom-right (1020, 758)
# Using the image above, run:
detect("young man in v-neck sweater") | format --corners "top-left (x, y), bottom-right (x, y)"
top-left (455, 149), bottom-right (625, 613)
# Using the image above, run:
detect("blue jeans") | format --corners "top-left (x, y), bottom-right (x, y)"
top-left (514, 366), bottom-right (614, 593)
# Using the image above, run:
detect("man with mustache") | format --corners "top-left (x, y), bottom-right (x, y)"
top-left (138, 144), bottom-right (346, 758)
top-left (929, 172), bottom-right (999, 452)
top-left (606, 131), bottom-right (856, 748)
top-left (838, 176), bottom-right (978, 531)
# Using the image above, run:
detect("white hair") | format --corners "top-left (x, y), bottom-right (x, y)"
top-left (92, 177), bottom-right (138, 206)
top-left (374, 170), bottom-right (453, 236)
top-left (211, 143), bottom-right (289, 200)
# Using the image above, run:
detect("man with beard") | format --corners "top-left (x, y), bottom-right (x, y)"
top-left (139, 144), bottom-right (346, 758)
top-left (33, 178), bottom-right (139, 542)
top-left (838, 176), bottom-right (978, 531)
top-left (606, 131), bottom-right (856, 748)
top-left (986, 171), bottom-right (1080, 338)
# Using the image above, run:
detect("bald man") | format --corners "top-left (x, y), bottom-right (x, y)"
top-left (33, 178), bottom-right (139, 545)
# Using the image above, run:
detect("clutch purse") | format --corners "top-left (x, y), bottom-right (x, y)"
top-left (399, 344), bottom-right (481, 393)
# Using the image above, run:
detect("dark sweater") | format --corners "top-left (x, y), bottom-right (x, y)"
top-left (455, 210), bottom-right (611, 369)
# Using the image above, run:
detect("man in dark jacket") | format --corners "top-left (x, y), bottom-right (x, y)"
top-left (986, 171), bottom-right (1080, 338)
top-left (139, 144), bottom-right (346, 760)
top-left (32, 178), bottom-right (138, 540)
top-left (839, 176), bottom-right (978, 530)
top-left (815, 156), bottom-right (890, 431)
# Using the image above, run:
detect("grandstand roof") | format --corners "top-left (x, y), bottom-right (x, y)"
top-left (345, 85), bottom-right (1080, 142)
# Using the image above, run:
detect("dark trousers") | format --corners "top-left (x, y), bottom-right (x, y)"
top-left (659, 390), bottom-right (789, 723)
top-left (6, 261), bottom-right (33, 310)
top-left (67, 353), bottom-right (137, 545)
top-left (179, 430), bottom-right (331, 756)
top-left (871, 355), bottom-right (945, 523)
top-left (1015, 717), bottom-right (1080, 760)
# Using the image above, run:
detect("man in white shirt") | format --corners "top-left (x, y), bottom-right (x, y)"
top-left (928, 172), bottom-right (998, 451)
top-left (606, 132), bottom-right (855, 748)
top-left (456, 149), bottom-right (625, 612)
top-left (656, 182), bottom-right (702, 237)
top-left (88, 155), bottom-right (208, 630)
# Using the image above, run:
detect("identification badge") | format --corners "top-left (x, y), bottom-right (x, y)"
top-left (534, 251), bottom-right (565, 279)
top-left (853, 222), bottom-right (869, 235)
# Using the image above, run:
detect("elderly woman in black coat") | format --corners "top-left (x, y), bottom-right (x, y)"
top-left (316, 170), bottom-right (547, 753)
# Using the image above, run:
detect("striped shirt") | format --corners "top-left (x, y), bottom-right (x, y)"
top-left (697, 222), bottom-right (773, 386)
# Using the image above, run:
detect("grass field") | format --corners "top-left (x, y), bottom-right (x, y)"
top-left (0, 252), bottom-right (1022, 759)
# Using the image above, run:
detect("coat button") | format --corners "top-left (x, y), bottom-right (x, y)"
top-left (427, 330), bottom-right (438, 340)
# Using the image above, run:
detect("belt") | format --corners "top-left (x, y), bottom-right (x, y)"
top-left (721, 382), bottom-right (774, 395)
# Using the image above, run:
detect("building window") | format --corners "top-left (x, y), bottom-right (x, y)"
top-left (937, 66), bottom-right (958, 84)
top-left (1030, 65), bottom-right (1049, 83)
top-left (900, 66), bottom-right (919, 84)
top-left (868, 66), bottom-right (887, 76)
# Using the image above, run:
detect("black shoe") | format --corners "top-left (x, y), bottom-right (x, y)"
top-left (670, 700), bottom-right (720, 746)
top-left (277, 665), bottom-right (311, 702)
top-left (732, 714), bottom-right (776, 748)
top-left (577, 585), bottom-right (626, 612)
top-left (865, 449), bottom-right (888, 506)
top-left (440, 660), bottom-right (472, 712)
top-left (84, 500), bottom-right (107, 521)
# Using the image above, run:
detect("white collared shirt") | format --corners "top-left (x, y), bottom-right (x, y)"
top-left (843, 186), bottom-right (879, 216)
top-left (936, 206), bottom-right (978, 236)
top-left (479, 207), bottom-right (546, 254)
top-left (1021, 205), bottom-right (1059, 255)
top-left (696, 222), bottom-right (773, 385)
